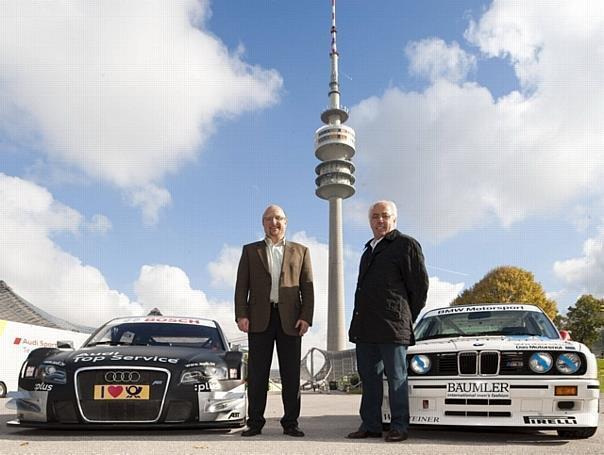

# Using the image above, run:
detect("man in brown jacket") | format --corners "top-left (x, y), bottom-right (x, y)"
top-left (235, 204), bottom-right (314, 437)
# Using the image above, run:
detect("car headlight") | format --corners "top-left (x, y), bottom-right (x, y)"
top-left (409, 355), bottom-right (431, 375)
top-left (179, 366), bottom-right (227, 384)
top-left (528, 352), bottom-right (553, 373)
top-left (555, 353), bottom-right (581, 374)
top-left (36, 364), bottom-right (67, 384)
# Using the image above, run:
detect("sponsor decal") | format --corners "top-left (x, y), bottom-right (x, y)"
top-left (411, 416), bottom-right (440, 423)
top-left (446, 382), bottom-right (510, 398)
top-left (195, 382), bottom-right (213, 392)
top-left (94, 384), bottom-right (149, 400)
top-left (229, 412), bottom-right (241, 419)
top-left (72, 352), bottom-right (179, 364)
top-left (435, 305), bottom-right (526, 315)
top-left (513, 343), bottom-right (570, 351)
top-left (44, 360), bottom-right (66, 367)
top-left (523, 416), bottom-right (577, 425)
top-left (115, 317), bottom-right (216, 327)
top-left (14, 337), bottom-right (21, 345)
top-left (34, 383), bottom-right (53, 392)
top-left (185, 361), bottom-right (216, 368)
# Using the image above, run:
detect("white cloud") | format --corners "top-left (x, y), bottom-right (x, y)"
top-left (405, 38), bottom-right (476, 83)
top-left (126, 184), bottom-right (172, 226)
top-left (207, 245), bottom-right (242, 289)
top-left (0, 0), bottom-right (282, 222)
top-left (350, 0), bottom-right (604, 240)
top-left (553, 229), bottom-right (604, 297)
top-left (423, 276), bottom-right (465, 315)
top-left (0, 173), bottom-right (143, 327)
top-left (86, 214), bottom-right (112, 235)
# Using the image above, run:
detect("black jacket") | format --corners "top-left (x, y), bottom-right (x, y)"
top-left (349, 229), bottom-right (429, 345)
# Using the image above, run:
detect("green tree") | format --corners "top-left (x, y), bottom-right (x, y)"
top-left (451, 266), bottom-right (558, 320)
top-left (565, 295), bottom-right (604, 347)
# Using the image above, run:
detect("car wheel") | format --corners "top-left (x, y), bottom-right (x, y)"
top-left (557, 427), bottom-right (597, 439)
top-left (0, 381), bottom-right (6, 398)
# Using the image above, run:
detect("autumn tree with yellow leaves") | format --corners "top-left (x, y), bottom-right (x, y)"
top-left (451, 266), bottom-right (558, 320)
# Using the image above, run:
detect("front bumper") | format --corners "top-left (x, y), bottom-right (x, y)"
top-left (6, 383), bottom-right (246, 429)
top-left (399, 377), bottom-right (600, 428)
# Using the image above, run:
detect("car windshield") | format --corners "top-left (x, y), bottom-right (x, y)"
top-left (85, 322), bottom-right (225, 351)
top-left (415, 309), bottom-right (559, 341)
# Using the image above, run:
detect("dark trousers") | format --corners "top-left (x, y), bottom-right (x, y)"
top-left (247, 307), bottom-right (301, 429)
top-left (355, 342), bottom-right (409, 433)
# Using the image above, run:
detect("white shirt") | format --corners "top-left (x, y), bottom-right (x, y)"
top-left (370, 236), bottom-right (384, 251)
top-left (265, 237), bottom-right (285, 303)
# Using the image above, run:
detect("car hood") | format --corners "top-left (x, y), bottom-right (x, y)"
top-left (41, 345), bottom-right (226, 369)
top-left (410, 335), bottom-right (589, 354)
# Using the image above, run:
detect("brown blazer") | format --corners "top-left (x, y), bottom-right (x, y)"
top-left (235, 240), bottom-right (314, 336)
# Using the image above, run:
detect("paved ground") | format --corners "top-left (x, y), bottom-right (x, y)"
top-left (1, 392), bottom-right (602, 455)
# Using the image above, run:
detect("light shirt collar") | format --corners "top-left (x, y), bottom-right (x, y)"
top-left (370, 236), bottom-right (384, 250)
top-left (264, 236), bottom-right (286, 247)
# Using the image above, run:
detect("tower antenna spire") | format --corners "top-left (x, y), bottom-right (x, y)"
top-left (329, 0), bottom-right (340, 110)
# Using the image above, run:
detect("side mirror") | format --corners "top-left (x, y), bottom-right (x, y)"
top-left (57, 340), bottom-right (74, 350)
top-left (559, 330), bottom-right (571, 341)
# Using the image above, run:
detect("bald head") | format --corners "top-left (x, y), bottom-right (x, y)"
top-left (262, 205), bottom-right (287, 243)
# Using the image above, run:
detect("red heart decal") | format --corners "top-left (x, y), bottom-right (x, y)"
top-left (108, 385), bottom-right (123, 398)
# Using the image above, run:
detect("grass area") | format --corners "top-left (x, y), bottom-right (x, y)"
top-left (599, 359), bottom-right (604, 392)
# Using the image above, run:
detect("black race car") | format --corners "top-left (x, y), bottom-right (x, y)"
top-left (7, 314), bottom-right (246, 428)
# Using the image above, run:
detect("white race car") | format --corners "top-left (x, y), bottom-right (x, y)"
top-left (384, 304), bottom-right (600, 439)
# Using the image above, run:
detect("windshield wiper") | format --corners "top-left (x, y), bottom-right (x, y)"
top-left (417, 334), bottom-right (463, 341)
top-left (87, 341), bottom-right (131, 346)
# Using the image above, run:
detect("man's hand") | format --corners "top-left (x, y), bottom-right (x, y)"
top-left (237, 317), bottom-right (249, 333)
top-left (295, 319), bottom-right (310, 336)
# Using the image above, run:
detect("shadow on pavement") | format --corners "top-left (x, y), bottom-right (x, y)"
top-left (0, 411), bottom-right (575, 447)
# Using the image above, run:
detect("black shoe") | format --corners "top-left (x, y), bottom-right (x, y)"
top-left (384, 429), bottom-right (408, 442)
top-left (283, 426), bottom-right (305, 437)
top-left (241, 427), bottom-right (262, 437)
top-left (346, 429), bottom-right (382, 439)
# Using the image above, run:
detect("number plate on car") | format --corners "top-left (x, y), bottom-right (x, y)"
top-left (94, 384), bottom-right (150, 400)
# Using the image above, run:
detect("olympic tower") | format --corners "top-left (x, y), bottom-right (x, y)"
top-left (314, 0), bottom-right (355, 352)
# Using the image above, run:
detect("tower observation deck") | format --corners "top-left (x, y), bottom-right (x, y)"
top-left (315, 0), bottom-right (355, 351)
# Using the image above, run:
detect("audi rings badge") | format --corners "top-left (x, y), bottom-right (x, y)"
top-left (104, 371), bottom-right (141, 383)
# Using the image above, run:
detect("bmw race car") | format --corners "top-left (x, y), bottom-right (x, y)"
top-left (383, 304), bottom-right (600, 439)
top-left (7, 314), bottom-right (246, 428)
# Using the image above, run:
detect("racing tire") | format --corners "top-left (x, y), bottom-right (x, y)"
top-left (557, 427), bottom-right (597, 439)
top-left (0, 381), bottom-right (6, 398)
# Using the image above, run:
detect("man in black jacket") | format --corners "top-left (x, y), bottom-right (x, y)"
top-left (347, 200), bottom-right (429, 442)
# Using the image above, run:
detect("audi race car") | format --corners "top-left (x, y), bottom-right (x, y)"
top-left (7, 315), bottom-right (246, 428)
top-left (383, 304), bottom-right (600, 439)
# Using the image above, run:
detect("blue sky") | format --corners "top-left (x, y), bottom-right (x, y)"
top-left (1, 0), bottom-right (602, 351)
